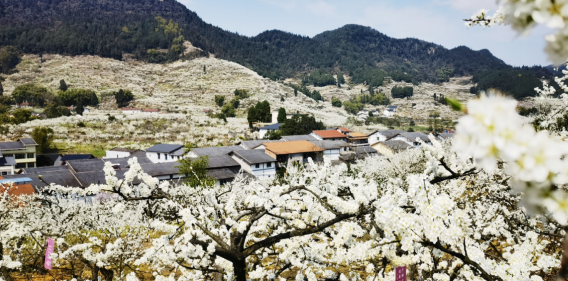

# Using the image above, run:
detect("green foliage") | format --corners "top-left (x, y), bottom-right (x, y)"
top-left (44, 103), bottom-right (71, 118)
top-left (304, 70), bottom-right (336, 87)
top-left (436, 68), bottom-right (454, 82)
top-left (263, 130), bottom-right (282, 140)
top-left (0, 95), bottom-right (14, 106)
top-left (294, 89), bottom-right (298, 97)
top-left (391, 86), bottom-right (414, 99)
top-left (0, 46), bottom-right (21, 74)
top-left (177, 156), bottom-right (216, 188)
top-left (331, 98), bottom-right (342, 107)
top-left (229, 99), bottom-right (240, 109)
top-left (247, 101), bottom-right (271, 127)
top-left (221, 103), bottom-right (236, 117)
top-left (11, 84), bottom-right (50, 107)
top-left (287, 84), bottom-right (322, 101)
top-left (0, 81), bottom-right (3, 96)
top-left (108, 115), bottom-right (116, 122)
top-left (59, 88), bottom-right (99, 107)
top-left (234, 89), bottom-right (249, 99)
top-left (113, 89), bottom-right (133, 108)
top-left (519, 107), bottom-right (538, 117)
top-left (471, 66), bottom-right (556, 100)
top-left (31, 127), bottom-right (54, 153)
top-left (76, 102), bottom-right (84, 115)
top-left (279, 114), bottom-right (325, 136)
top-left (277, 107), bottom-right (287, 123)
top-left (343, 101), bottom-right (364, 115)
top-left (214, 95), bottom-right (225, 107)
top-left (11, 109), bottom-right (33, 124)
top-left (59, 79), bottom-right (68, 92)
top-left (337, 73), bottom-right (346, 85)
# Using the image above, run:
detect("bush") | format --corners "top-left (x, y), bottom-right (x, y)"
top-left (44, 103), bottom-right (71, 118)
top-left (0, 46), bottom-right (21, 74)
top-left (221, 103), bottom-right (236, 117)
top-left (343, 101), bottom-right (364, 115)
top-left (12, 84), bottom-right (50, 107)
top-left (234, 89), bottom-right (249, 99)
top-left (332, 98), bottom-right (342, 107)
top-left (59, 79), bottom-right (68, 92)
top-left (31, 127), bottom-right (54, 153)
top-left (214, 95), bottom-right (225, 107)
top-left (59, 88), bottom-right (99, 107)
top-left (279, 115), bottom-right (325, 135)
top-left (247, 100), bottom-right (271, 127)
top-left (391, 86), bottom-right (414, 99)
top-left (113, 89), bottom-right (133, 108)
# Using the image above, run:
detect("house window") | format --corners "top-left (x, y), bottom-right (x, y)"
top-left (1, 172), bottom-right (7, 175)
top-left (15, 163), bottom-right (26, 169)
top-left (165, 154), bottom-right (168, 160)
top-left (267, 162), bottom-right (272, 168)
top-left (255, 164), bottom-right (260, 169)
top-left (27, 153), bottom-right (34, 158)
top-left (157, 153), bottom-right (161, 159)
top-left (15, 154), bottom-right (25, 159)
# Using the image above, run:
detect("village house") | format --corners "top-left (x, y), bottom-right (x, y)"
top-left (262, 140), bottom-right (325, 167)
top-left (310, 130), bottom-right (348, 141)
top-left (229, 150), bottom-right (277, 179)
top-left (206, 156), bottom-right (246, 186)
top-left (371, 140), bottom-right (413, 156)
top-left (104, 148), bottom-right (141, 159)
top-left (121, 108), bottom-right (143, 114)
top-left (0, 139), bottom-right (38, 170)
top-left (270, 110), bottom-right (298, 124)
top-left (19, 102), bottom-right (30, 108)
top-left (0, 176), bottom-right (36, 196)
top-left (0, 151), bottom-right (16, 176)
top-left (336, 127), bottom-right (351, 134)
top-left (280, 135), bottom-right (318, 142)
top-left (436, 133), bottom-right (455, 141)
top-left (387, 132), bottom-right (431, 147)
top-left (346, 132), bottom-right (370, 146)
top-left (258, 123), bottom-right (283, 139)
top-left (368, 130), bottom-right (406, 144)
top-left (143, 109), bottom-right (159, 114)
top-left (383, 105), bottom-right (398, 117)
top-left (188, 146), bottom-right (245, 158)
top-left (240, 140), bottom-right (283, 150)
top-left (54, 154), bottom-right (95, 166)
top-left (307, 140), bottom-right (348, 161)
top-left (145, 144), bottom-right (186, 163)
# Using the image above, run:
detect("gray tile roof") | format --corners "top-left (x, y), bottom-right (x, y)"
top-left (67, 154), bottom-right (152, 173)
top-left (2, 169), bottom-right (81, 188)
top-left (146, 144), bottom-right (184, 153)
top-left (191, 146), bottom-right (244, 157)
top-left (208, 168), bottom-right (238, 180)
top-left (437, 133), bottom-right (455, 139)
top-left (308, 140), bottom-right (348, 150)
top-left (355, 146), bottom-right (379, 154)
top-left (391, 132), bottom-right (431, 143)
top-left (19, 138), bottom-right (38, 146)
top-left (281, 135), bottom-right (318, 141)
top-left (0, 156), bottom-right (16, 166)
top-left (370, 130), bottom-right (406, 139)
top-left (140, 162), bottom-right (180, 177)
top-left (110, 147), bottom-right (140, 153)
top-left (241, 140), bottom-right (283, 150)
top-left (207, 156), bottom-right (240, 169)
top-left (61, 154), bottom-right (95, 161)
top-left (232, 150), bottom-right (276, 165)
top-left (259, 123), bottom-right (283, 130)
top-left (0, 142), bottom-right (25, 151)
top-left (74, 170), bottom-right (142, 187)
top-left (23, 166), bottom-right (69, 174)
top-left (378, 140), bottom-right (413, 150)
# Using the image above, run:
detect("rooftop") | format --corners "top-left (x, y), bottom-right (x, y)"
top-left (240, 140), bottom-right (283, 150)
top-left (308, 140), bottom-right (348, 150)
top-left (20, 138), bottom-right (38, 146)
top-left (355, 146), bottom-right (379, 154)
top-left (232, 150), bottom-right (276, 164)
top-left (259, 123), bottom-right (283, 130)
top-left (207, 156), bottom-right (240, 169)
top-left (2, 169), bottom-right (81, 188)
top-left (208, 168), bottom-right (238, 180)
top-left (311, 130), bottom-right (348, 139)
top-left (337, 127), bottom-right (351, 132)
top-left (143, 109), bottom-right (159, 112)
top-left (61, 154), bottom-right (94, 161)
top-left (348, 132), bottom-right (369, 138)
top-left (122, 108), bottom-right (142, 111)
top-left (281, 135), bottom-right (318, 142)
top-left (146, 144), bottom-right (184, 154)
top-left (191, 146), bottom-right (244, 157)
top-left (263, 140), bottom-right (324, 155)
top-left (110, 147), bottom-right (140, 153)
top-left (0, 156), bottom-right (16, 166)
top-left (373, 140), bottom-right (413, 151)
top-left (370, 130), bottom-right (406, 138)
top-left (391, 132), bottom-right (431, 143)
top-left (0, 142), bottom-right (25, 151)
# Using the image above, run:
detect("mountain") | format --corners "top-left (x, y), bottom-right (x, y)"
top-left (0, 0), bottom-right (538, 85)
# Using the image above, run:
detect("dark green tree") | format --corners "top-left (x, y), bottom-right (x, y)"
top-left (0, 46), bottom-right (21, 74)
top-left (221, 103), bottom-right (236, 117)
top-left (294, 89), bottom-right (298, 97)
top-left (58, 89), bottom-right (99, 106)
top-left (258, 101), bottom-right (271, 122)
top-left (31, 127), bottom-right (54, 153)
top-left (177, 156), bottom-right (216, 188)
top-left (11, 84), bottom-right (49, 107)
top-left (44, 103), bottom-right (71, 118)
top-left (247, 106), bottom-right (257, 128)
top-left (234, 89), bottom-right (249, 99)
top-left (59, 79), bottom-right (68, 92)
top-left (343, 101), bottom-right (365, 115)
top-left (113, 89), bottom-right (134, 108)
top-left (391, 86), bottom-right (414, 99)
top-left (11, 109), bottom-right (33, 124)
top-left (0, 81), bottom-right (3, 96)
top-left (76, 102), bottom-right (85, 115)
top-left (279, 114), bottom-right (325, 136)
top-left (277, 108), bottom-right (287, 123)
top-left (337, 73), bottom-right (346, 85)
top-left (214, 95), bottom-right (225, 107)
top-left (331, 98), bottom-right (342, 107)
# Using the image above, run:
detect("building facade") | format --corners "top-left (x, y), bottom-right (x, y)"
top-left (0, 139), bottom-right (38, 171)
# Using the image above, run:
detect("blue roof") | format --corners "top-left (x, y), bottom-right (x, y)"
top-left (388, 106), bottom-right (398, 108)
top-left (260, 123), bottom-right (283, 130)
top-left (146, 144), bottom-right (184, 153)
top-left (0, 178), bottom-right (33, 184)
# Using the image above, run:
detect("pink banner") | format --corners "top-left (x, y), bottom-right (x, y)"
top-left (396, 266), bottom-right (406, 281)
top-left (44, 238), bottom-right (54, 270)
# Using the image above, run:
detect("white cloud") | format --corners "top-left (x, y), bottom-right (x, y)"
top-left (307, 1), bottom-right (336, 16)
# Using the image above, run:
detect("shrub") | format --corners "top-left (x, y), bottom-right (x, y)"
top-left (391, 86), bottom-right (414, 99)
top-left (332, 98), bottom-right (342, 107)
top-left (214, 95), bottom-right (225, 107)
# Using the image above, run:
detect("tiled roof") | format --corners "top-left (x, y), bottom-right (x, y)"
top-left (61, 154), bottom-right (94, 161)
top-left (240, 140), bottom-right (283, 150)
top-left (232, 150), bottom-right (276, 164)
top-left (146, 144), bottom-right (184, 153)
top-left (308, 140), bottom-right (348, 150)
top-left (259, 123), bottom-right (283, 130)
top-left (338, 127), bottom-right (351, 132)
top-left (370, 130), bottom-right (405, 138)
top-left (20, 138), bottom-right (38, 146)
top-left (390, 132), bottom-right (431, 143)
top-left (207, 156), bottom-right (240, 169)
top-left (312, 130), bottom-right (347, 139)
top-left (191, 146), bottom-right (244, 157)
top-left (0, 142), bottom-right (25, 150)
top-left (122, 108), bottom-right (142, 111)
top-left (281, 135), bottom-right (318, 141)
top-left (0, 182), bottom-right (36, 196)
top-left (373, 140), bottom-right (413, 150)
top-left (263, 140), bottom-right (324, 155)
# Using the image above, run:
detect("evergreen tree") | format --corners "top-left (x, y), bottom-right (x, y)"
top-left (76, 102), bottom-right (84, 116)
top-left (247, 106), bottom-right (257, 128)
top-left (279, 115), bottom-right (325, 136)
top-left (0, 81), bottom-right (3, 96)
top-left (337, 73), bottom-right (346, 85)
top-left (294, 89), bottom-right (298, 97)
top-left (214, 95), bottom-right (225, 107)
top-left (31, 127), bottom-right (54, 153)
top-left (177, 156), bottom-right (215, 188)
top-left (277, 108), bottom-right (287, 123)
top-left (113, 89), bottom-right (134, 108)
top-left (59, 79), bottom-right (68, 92)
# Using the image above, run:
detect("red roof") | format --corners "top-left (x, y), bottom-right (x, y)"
top-left (0, 177), bottom-right (36, 196)
top-left (122, 108), bottom-right (142, 111)
top-left (312, 130), bottom-right (348, 139)
top-left (144, 109), bottom-right (159, 112)
top-left (338, 127), bottom-right (351, 132)
top-left (21, 103), bottom-right (29, 105)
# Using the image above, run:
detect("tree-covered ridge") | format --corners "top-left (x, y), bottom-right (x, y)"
top-left (470, 66), bottom-right (557, 100)
top-left (0, 0), bottom-right (518, 85)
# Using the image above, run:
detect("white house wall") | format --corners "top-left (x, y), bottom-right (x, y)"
top-left (146, 152), bottom-right (182, 163)
top-left (0, 165), bottom-right (14, 175)
top-left (105, 151), bottom-right (131, 159)
top-left (323, 149), bottom-right (341, 161)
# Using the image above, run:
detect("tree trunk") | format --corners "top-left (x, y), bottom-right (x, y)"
top-left (233, 260), bottom-right (247, 281)
top-left (99, 267), bottom-right (113, 281)
top-left (92, 265), bottom-right (99, 281)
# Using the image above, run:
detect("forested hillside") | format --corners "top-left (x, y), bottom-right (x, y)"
top-left (0, 0), bottom-right (546, 88)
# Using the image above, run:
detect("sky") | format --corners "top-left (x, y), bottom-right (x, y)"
top-left (177, 0), bottom-right (552, 67)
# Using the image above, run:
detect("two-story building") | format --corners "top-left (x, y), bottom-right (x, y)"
top-left (346, 132), bottom-right (370, 146)
top-left (368, 130), bottom-right (406, 144)
top-left (310, 130), bottom-right (348, 141)
top-left (258, 123), bottom-right (283, 140)
top-left (387, 132), bottom-right (431, 147)
top-left (307, 140), bottom-right (348, 161)
top-left (0, 151), bottom-right (16, 175)
top-left (145, 144), bottom-right (186, 163)
top-left (104, 148), bottom-right (141, 159)
top-left (229, 150), bottom-right (277, 179)
top-left (0, 139), bottom-right (38, 170)
top-left (263, 140), bottom-right (324, 167)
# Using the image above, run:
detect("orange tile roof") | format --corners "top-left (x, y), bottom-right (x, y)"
top-left (0, 177), bottom-right (35, 196)
top-left (349, 132), bottom-right (368, 137)
top-left (263, 140), bottom-right (324, 155)
top-left (338, 127), bottom-right (351, 132)
top-left (312, 130), bottom-right (347, 139)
